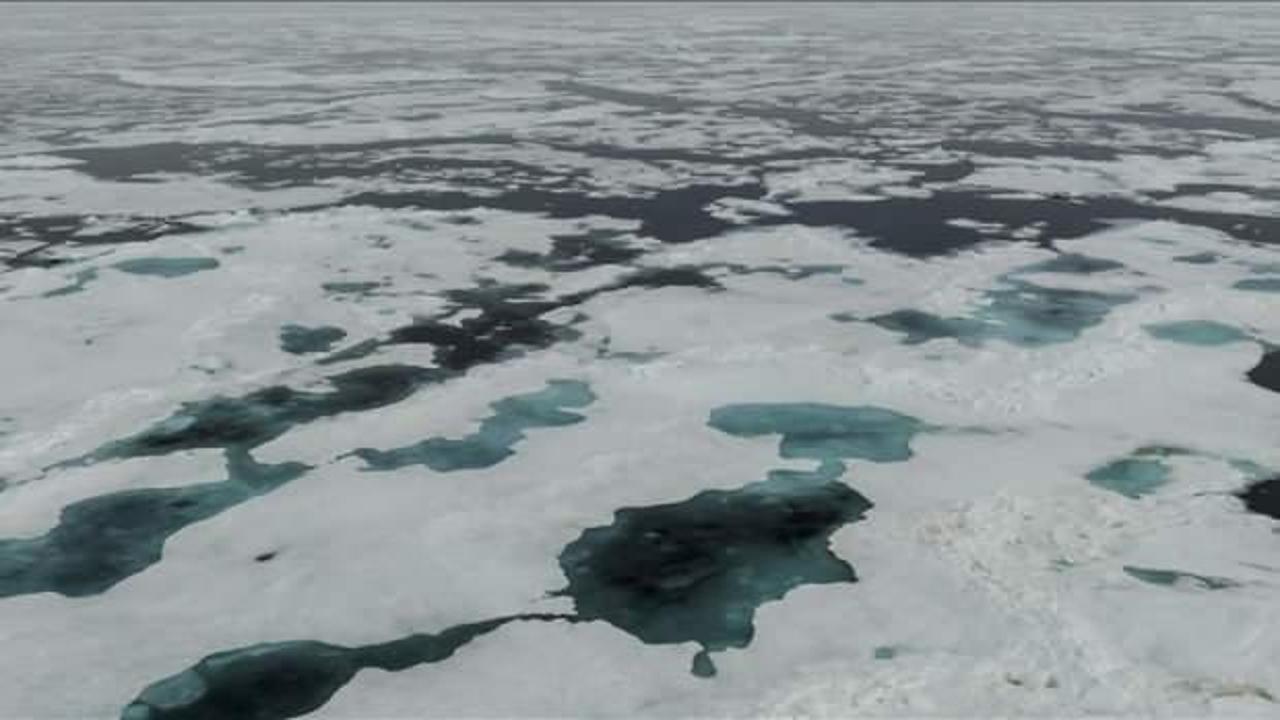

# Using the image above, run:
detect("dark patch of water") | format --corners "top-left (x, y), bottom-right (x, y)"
top-left (554, 402), bottom-right (926, 675)
top-left (279, 325), bottom-right (347, 355)
top-left (873, 646), bottom-right (899, 660)
top-left (321, 280), bottom-right (385, 296)
top-left (1218, 92), bottom-right (1280, 116)
top-left (54, 142), bottom-right (223, 180)
top-left (941, 139), bottom-right (1124, 162)
top-left (1013, 253), bottom-right (1125, 275)
top-left (1147, 183), bottom-right (1280, 202)
top-left (1248, 348), bottom-right (1280, 393)
top-left (22, 356), bottom-right (495, 599)
top-left (590, 265), bottom-right (724, 293)
top-left (1, 214), bottom-right (204, 248)
top-left (1173, 251), bottom-right (1220, 265)
top-left (1123, 565), bottom-right (1239, 590)
top-left (494, 228), bottom-right (643, 271)
top-left (1049, 108), bottom-right (1280, 138)
top-left (546, 79), bottom-right (869, 138)
top-left (762, 190), bottom-right (1280, 255)
top-left (545, 80), bottom-right (703, 114)
top-left (716, 263), bottom-right (846, 282)
top-left (895, 159), bottom-right (976, 185)
top-left (1233, 277), bottom-right (1280, 293)
top-left (1237, 477), bottom-right (1279, 520)
top-left (380, 307), bottom-right (570, 373)
top-left (331, 182), bottom-right (766, 245)
top-left (50, 136), bottom-right (525, 186)
top-left (72, 365), bottom-right (440, 465)
top-left (554, 461), bottom-right (869, 677)
top-left (723, 101), bottom-right (855, 138)
top-left (2, 242), bottom-right (71, 270)
top-left (322, 267), bottom-right (720, 369)
top-left (541, 139), bottom-right (837, 168)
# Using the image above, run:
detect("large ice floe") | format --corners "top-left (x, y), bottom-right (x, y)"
top-left (1, 3), bottom-right (1279, 718)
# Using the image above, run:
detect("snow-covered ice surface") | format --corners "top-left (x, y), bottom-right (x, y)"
top-left (2, 3), bottom-right (1279, 718)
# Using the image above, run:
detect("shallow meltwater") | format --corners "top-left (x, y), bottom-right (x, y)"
top-left (1086, 454), bottom-right (1174, 499)
top-left (112, 257), bottom-right (220, 278)
top-left (17, 373), bottom-right (585, 601)
top-left (707, 403), bottom-right (927, 463)
top-left (1173, 251), bottom-right (1220, 265)
top-left (351, 380), bottom-right (595, 472)
top-left (1123, 565), bottom-right (1239, 591)
top-left (1143, 320), bottom-right (1251, 346)
top-left (117, 401), bottom-right (929, 717)
top-left (555, 402), bottom-right (927, 677)
top-left (74, 364), bottom-right (441, 464)
top-left (9, 365), bottom-right (441, 599)
top-left (0, 451), bottom-right (308, 598)
top-left (1086, 447), bottom-right (1275, 507)
top-left (851, 277), bottom-right (1136, 348)
top-left (1233, 277), bottom-right (1280, 293)
top-left (38, 268), bottom-right (98, 298)
top-left (121, 614), bottom-right (577, 720)
top-left (279, 324), bottom-right (348, 355)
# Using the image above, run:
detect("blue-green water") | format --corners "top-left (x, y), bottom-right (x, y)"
top-left (708, 403), bottom-right (926, 463)
top-left (1085, 446), bottom-right (1191, 499)
top-left (1123, 565), bottom-right (1238, 590)
top-left (1144, 320), bottom-right (1250, 346)
top-left (13, 365), bottom-right (440, 599)
top-left (121, 613), bottom-right (577, 720)
top-left (555, 402), bottom-right (927, 677)
top-left (0, 450), bottom-right (308, 598)
top-left (853, 278), bottom-right (1135, 348)
top-left (873, 645), bottom-right (900, 660)
top-left (118, 400), bottom-right (929, 717)
top-left (40, 268), bottom-right (97, 298)
top-left (351, 380), bottom-right (595, 472)
top-left (113, 257), bottom-right (220, 278)
top-left (75, 365), bottom-right (440, 464)
top-left (555, 461), bottom-right (868, 678)
top-left (119, 401), bottom-right (930, 715)
top-left (279, 324), bottom-right (348, 355)
top-left (1233, 277), bottom-right (1280, 293)
top-left (321, 280), bottom-right (384, 296)
top-left (1087, 457), bottom-right (1171, 499)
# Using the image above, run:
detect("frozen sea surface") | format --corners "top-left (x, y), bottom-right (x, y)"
top-left (1, 3), bottom-right (1279, 718)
